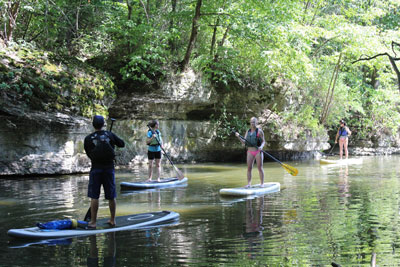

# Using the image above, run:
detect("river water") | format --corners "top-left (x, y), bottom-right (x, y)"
top-left (1, 156), bottom-right (400, 266)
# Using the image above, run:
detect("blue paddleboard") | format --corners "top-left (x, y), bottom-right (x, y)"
top-left (120, 177), bottom-right (188, 190)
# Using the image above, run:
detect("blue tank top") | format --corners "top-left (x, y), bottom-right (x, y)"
top-left (339, 127), bottom-right (348, 137)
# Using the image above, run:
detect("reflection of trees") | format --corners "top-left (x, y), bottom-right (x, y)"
top-left (0, 174), bottom-right (90, 225)
top-left (279, 159), bottom-right (400, 265)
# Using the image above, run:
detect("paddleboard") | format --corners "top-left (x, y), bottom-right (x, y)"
top-left (219, 182), bottom-right (280, 197)
top-left (7, 211), bottom-right (179, 239)
top-left (120, 177), bottom-right (188, 190)
top-left (8, 219), bottom-right (179, 248)
top-left (319, 158), bottom-right (363, 165)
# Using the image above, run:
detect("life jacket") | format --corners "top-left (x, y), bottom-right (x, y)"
top-left (339, 127), bottom-right (348, 137)
top-left (89, 131), bottom-right (115, 162)
top-left (246, 128), bottom-right (262, 147)
top-left (148, 130), bottom-right (161, 146)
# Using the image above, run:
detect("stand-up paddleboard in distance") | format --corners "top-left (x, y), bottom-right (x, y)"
top-left (319, 158), bottom-right (363, 165)
top-left (219, 182), bottom-right (280, 197)
top-left (120, 177), bottom-right (188, 190)
top-left (8, 211), bottom-right (179, 239)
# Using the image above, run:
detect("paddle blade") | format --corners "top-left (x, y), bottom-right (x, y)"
top-left (174, 165), bottom-right (185, 180)
top-left (282, 163), bottom-right (298, 176)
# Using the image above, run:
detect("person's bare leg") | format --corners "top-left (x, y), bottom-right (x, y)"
top-left (344, 138), bottom-right (349, 159)
top-left (339, 139), bottom-right (344, 160)
top-left (155, 158), bottom-right (161, 181)
top-left (89, 198), bottom-right (99, 228)
top-left (256, 152), bottom-right (264, 186)
top-left (108, 199), bottom-right (116, 226)
top-left (147, 159), bottom-right (154, 181)
top-left (246, 153), bottom-right (255, 187)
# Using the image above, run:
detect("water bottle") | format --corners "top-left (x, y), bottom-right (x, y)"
top-left (72, 219), bottom-right (88, 229)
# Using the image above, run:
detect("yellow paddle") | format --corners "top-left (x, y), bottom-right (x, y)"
top-left (234, 130), bottom-right (299, 176)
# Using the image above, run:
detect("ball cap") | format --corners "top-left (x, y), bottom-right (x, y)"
top-left (92, 115), bottom-right (105, 129)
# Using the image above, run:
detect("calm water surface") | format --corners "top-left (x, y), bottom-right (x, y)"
top-left (1, 156), bottom-right (400, 266)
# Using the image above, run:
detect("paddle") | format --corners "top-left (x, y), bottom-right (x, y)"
top-left (232, 129), bottom-right (299, 176)
top-left (147, 124), bottom-right (185, 180)
top-left (322, 142), bottom-right (336, 158)
top-left (84, 118), bottom-right (116, 222)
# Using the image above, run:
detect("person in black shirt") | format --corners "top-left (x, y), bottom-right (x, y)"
top-left (84, 115), bottom-right (125, 228)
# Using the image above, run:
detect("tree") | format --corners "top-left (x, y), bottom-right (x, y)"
top-left (353, 41), bottom-right (400, 92)
top-left (1, 1), bottom-right (21, 44)
top-left (180, 0), bottom-right (202, 71)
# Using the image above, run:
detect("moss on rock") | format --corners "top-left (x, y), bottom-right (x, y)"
top-left (0, 44), bottom-right (115, 118)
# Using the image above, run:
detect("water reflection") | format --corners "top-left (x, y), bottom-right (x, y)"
top-left (8, 237), bottom-right (73, 249)
top-left (338, 165), bottom-right (350, 199)
top-left (243, 198), bottom-right (264, 259)
top-left (3, 157), bottom-right (400, 265)
top-left (87, 233), bottom-right (116, 267)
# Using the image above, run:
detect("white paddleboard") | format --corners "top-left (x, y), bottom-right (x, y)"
top-left (219, 182), bottom-right (280, 196)
top-left (319, 158), bottom-right (363, 165)
top-left (120, 177), bottom-right (188, 190)
top-left (8, 211), bottom-right (179, 239)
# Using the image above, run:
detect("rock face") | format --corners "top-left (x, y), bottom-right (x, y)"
top-left (109, 69), bottom-right (331, 164)
top-left (1, 68), bottom-right (399, 176)
top-left (0, 109), bottom-right (91, 175)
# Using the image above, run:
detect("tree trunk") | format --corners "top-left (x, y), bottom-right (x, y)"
top-left (169, 0), bottom-right (177, 53)
top-left (210, 17), bottom-right (220, 56)
top-left (4, 1), bottom-right (21, 44)
top-left (126, 0), bottom-right (133, 20)
top-left (320, 53), bottom-right (342, 125)
top-left (213, 25), bottom-right (230, 62)
top-left (180, 0), bottom-right (202, 71)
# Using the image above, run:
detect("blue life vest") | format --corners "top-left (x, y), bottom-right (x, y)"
top-left (339, 127), bottom-right (348, 137)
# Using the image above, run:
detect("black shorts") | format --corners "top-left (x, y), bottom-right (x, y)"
top-left (148, 151), bottom-right (162, 160)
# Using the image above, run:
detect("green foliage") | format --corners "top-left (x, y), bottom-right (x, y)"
top-left (2, 0), bottom-right (400, 142)
top-left (210, 105), bottom-right (247, 140)
top-left (0, 44), bottom-right (115, 117)
top-left (120, 44), bottom-right (167, 83)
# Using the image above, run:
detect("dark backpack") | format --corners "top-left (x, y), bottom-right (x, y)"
top-left (89, 131), bottom-right (115, 162)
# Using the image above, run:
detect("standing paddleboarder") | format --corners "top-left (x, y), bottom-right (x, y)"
top-left (335, 119), bottom-right (351, 160)
top-left (146, 120), bottom-right (163, 182)
top-left (235, 117), bottom-right (266, 188)
top-left (84, 115), bottom-right (125, 229)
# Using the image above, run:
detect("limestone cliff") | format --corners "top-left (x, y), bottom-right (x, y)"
top-left (1, 57), bottom-right (399, 175)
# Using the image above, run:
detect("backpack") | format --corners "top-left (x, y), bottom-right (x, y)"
top-left (89, 131), bottom-right (115, 162)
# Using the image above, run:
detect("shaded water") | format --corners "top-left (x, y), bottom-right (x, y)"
top-left (1, 156), bottom-right (400, 266)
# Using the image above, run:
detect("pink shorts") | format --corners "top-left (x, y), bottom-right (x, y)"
top-left (248, 150), bottom-right (260, 157)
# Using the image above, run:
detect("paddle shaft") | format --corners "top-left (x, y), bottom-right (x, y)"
top-left (234, 130), bottom-right (298, 176)
top-left (147, 125), bottom-right (184, 179)
top-left (84, 118), bottom-right (116, 221)
top-left (236, 133), bottom-right (285, 165)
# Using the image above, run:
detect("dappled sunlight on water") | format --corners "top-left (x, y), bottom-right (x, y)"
top-left (1, 156), bottom-right (400, 265)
